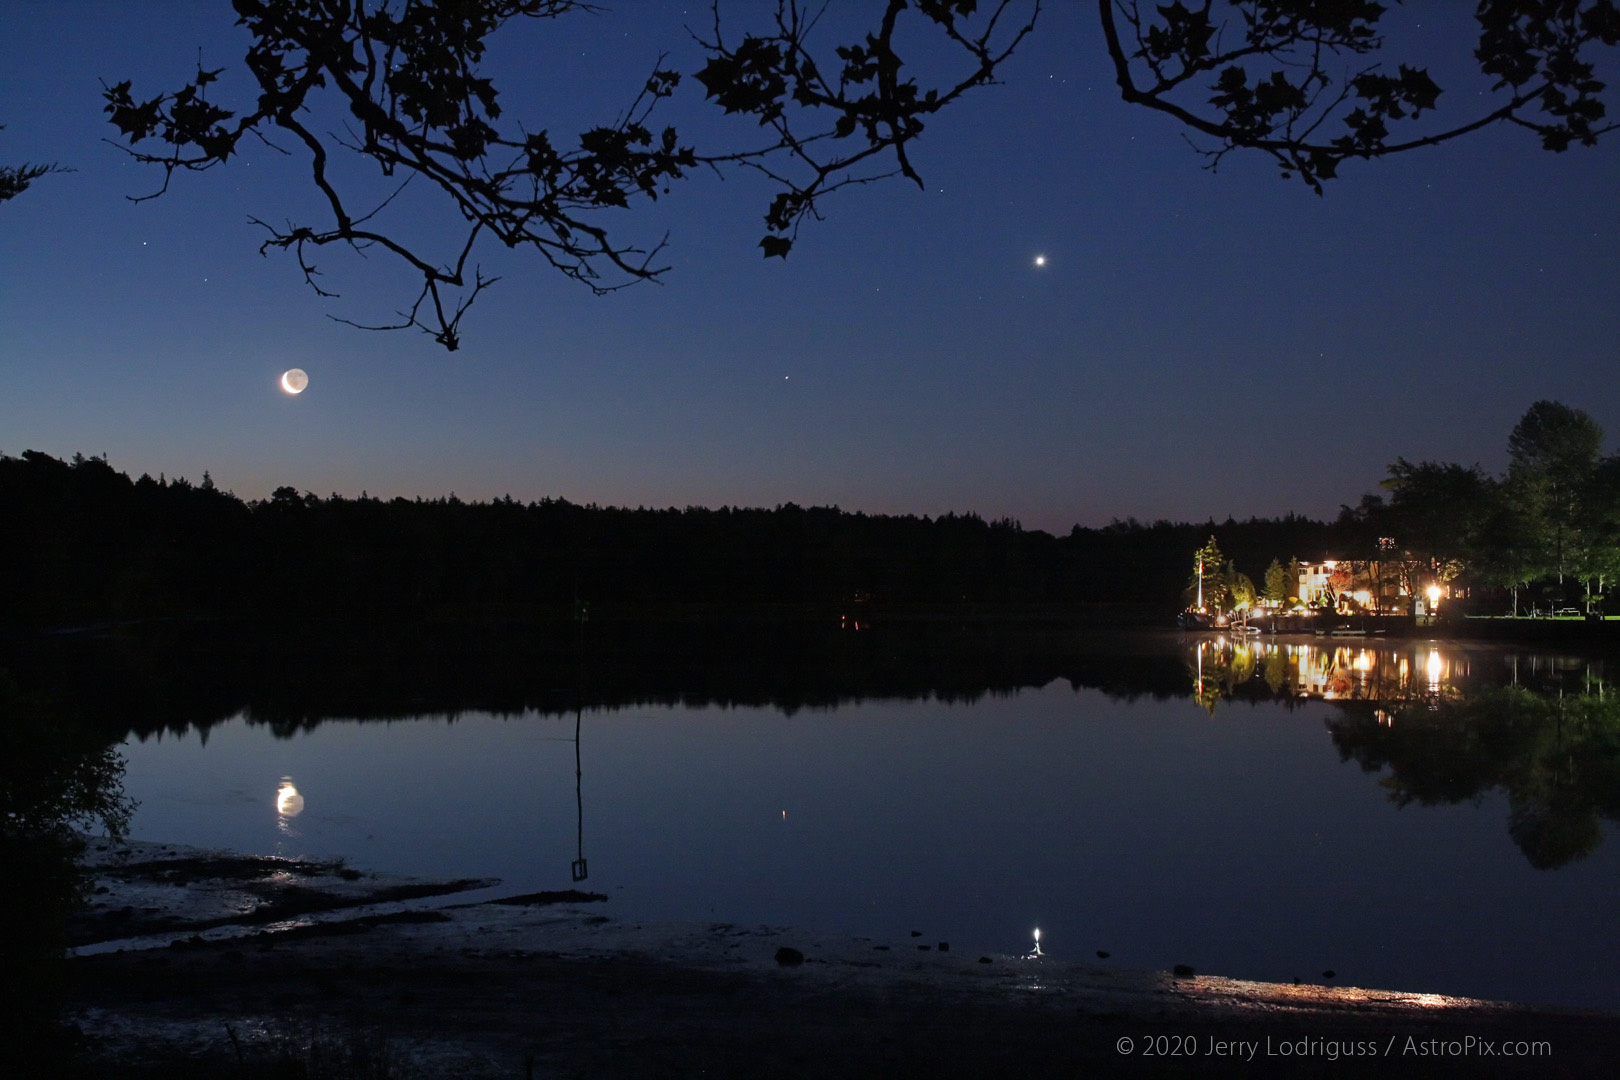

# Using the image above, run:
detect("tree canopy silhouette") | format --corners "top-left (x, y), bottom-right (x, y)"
top-left (0, 448), bottom-right (1355, 625)
top-left (101, 2), bottom-right (1619, 348)
top-left (102, 0), bottom-right (1037, 349)
top-left (0, 159), bottom-right (57, 204)
top-left (1101, 0), bottom-right (1620, 191)
top-left (0, 667), bottom-right (133, 1073)
top-left (1339, 400), bottom-right (1620, 613)
top-left (0, 125), bottom-right (65, 205)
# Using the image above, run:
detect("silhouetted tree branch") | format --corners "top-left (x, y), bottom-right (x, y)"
top-left (0, 125), bottom-right (68, 205)
top-left (103, 0), bottom-right (1039, 349)
top-left (692, 0), bottom-right (1039, 254)
top-left (101, 3), bottom-right (1617, 349)
top-left (1100, 0), bottom-right (1620, 191)
top-left (0, 161), bottom-right (57, 204)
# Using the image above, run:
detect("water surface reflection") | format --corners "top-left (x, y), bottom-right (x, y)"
top-left (1191, 636), bottom-right (1607, 707)
top-left (28, 623), bottom-right (1620, 1009)
top-left (1193, 637), bottom-right (1620, 869)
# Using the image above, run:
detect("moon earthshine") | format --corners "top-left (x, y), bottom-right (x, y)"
top-left (281, 368), bottom-right (309, 394)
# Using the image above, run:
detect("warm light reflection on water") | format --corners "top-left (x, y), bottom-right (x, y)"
top-left (1190, 637), bottom-right (1608, 706)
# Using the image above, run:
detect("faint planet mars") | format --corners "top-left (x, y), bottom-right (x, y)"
top-left (281, 368), bottom-right (309, 394)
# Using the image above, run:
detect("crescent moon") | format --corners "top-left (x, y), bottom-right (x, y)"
top-left (281, 368), bottom-right (309, 394)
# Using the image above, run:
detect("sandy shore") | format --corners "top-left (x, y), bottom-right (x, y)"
top-left (66, 841), bottom-right (1619, 1078)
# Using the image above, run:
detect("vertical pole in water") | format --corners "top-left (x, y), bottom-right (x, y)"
top-left (571, 613), bottom-right (589, 883)
top-left (572, 705), bottom-right (587, 882)
top-left (1197, 559), bottom-right (1203, 611)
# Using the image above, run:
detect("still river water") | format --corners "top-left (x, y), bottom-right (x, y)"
top-left (115, 627), bottom-right (1620, 1009)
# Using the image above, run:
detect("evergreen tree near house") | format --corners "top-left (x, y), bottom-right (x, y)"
top-left (1263, 558), bottom-right (1290, 606)
top-left (1188, 536), bottom-right (1227, 613)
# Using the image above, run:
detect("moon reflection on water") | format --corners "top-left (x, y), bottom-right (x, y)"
top-left (276, 777), bottom-right (305, 818)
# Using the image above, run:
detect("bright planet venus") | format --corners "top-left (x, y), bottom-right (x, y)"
top-left (280, 368), bottom-right (309, 394)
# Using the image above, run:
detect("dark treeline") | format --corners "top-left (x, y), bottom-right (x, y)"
top-left (5, 399), bottom-right (1614, 627)
top-left (1, 449), bottom-right (1355, 626)
top-left (1075, 513), bottom-right (1340, 611)
top-left (1124, 400), bottom-right (1620, 619)
top-left (1327, 401), bottom-right (1620, 614)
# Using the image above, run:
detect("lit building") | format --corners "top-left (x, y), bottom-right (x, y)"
top-left (1298, 561), bottom-right (1337, 606)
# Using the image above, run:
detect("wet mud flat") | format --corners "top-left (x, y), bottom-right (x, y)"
top-left (68, 839), bottom-right (497, 947)
top-left (68, 846), bottom-right (1619, 1079)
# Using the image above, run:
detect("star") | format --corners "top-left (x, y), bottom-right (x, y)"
top-left (1033, 254), bottom-right (1047, 267)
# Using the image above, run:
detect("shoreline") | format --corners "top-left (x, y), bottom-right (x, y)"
top-left (67, 841), bottom-right (1620, 1078)
top-left (15, 607), bottom-right (1620, 658)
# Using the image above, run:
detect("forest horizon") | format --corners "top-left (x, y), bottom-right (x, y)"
top-left (6, 399), bottom-right (1610, 627)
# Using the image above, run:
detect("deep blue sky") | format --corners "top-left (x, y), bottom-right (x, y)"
top-left (3, 3), bottom-right (1617, 533)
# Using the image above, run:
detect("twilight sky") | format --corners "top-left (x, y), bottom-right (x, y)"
top-left (3, 2), bottom-right (1617, 533)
